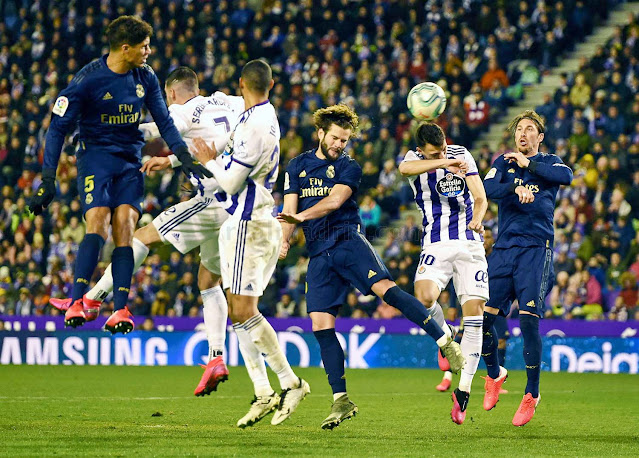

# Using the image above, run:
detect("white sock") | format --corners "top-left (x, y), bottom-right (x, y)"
top-left (443, 371), bottom-right (453, 382)
top-left (86, 237), bottom-right (149, 301)
top-left (201, 285), bottom-right (227, 361)
top-left (458, 315), bottom-right (483, 393)
top-left (427, 302), bottom-right (451, 337)
top-left (233, 322), bottom-right (273, 397)
top-left (244, 313), bottom-right (298, 390)
top-left (333, 392), bottom-right (347, 401)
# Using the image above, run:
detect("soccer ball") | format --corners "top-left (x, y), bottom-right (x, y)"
top-left (407, 82), bottom-right (447, 120)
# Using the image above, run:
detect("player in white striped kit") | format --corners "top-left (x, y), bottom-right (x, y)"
top-left (192, 60), bottom-right (309, 428)
top-left (50, 67), bottom-right (243, 396)
top-left (399, 122), bottom-right (488, 425)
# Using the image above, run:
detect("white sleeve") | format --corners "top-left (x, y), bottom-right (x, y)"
top-left (464, 148), bottom-right (479, 175)
top-left (167, 105), bottom-right (191, 134)
top-left (204, 158), bottom-right (251, 196)
top-left (402, 150), bottom-right (421, 163)
top-left (140, 106), bottom-right (190, 140)
top-left (204, 124), bottom-right (264, 195)
top-left (139, 122), bottom-right (160, 140)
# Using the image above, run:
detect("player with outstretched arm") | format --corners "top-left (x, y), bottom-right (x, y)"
top-left (191, 59), bottom-right (310, 428)
top-left (50, 66), bottom-right (244, 396)
top-left (277, 105), bottom-right (465, 429)
top-left (29, 16), bottom-right (209, 334)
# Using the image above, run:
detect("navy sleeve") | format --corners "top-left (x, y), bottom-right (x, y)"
top-left (43, 77), bottom-right (84, 172)
top-left (142, 68), bottom-right (188, 154)
top-left (484, 156), bottom-right (517, 199)
top-left (336, 159), bottom-right (362, 192)
top-left (528, 156), bottom-right (573, 185)
top-left (283, 158), bottom-right (300, 195)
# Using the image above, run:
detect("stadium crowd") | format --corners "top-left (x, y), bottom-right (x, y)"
top-left (1, 0), bottom-right (637, 322)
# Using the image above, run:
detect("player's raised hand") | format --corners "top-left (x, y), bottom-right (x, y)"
top-left (27, 170), bottom-right (56, 215)
top-left (191, 137), bottom-right (218, 163)
top-left (467, 219), bottom-right (485, 235)
top-left (279, 241), bottom-right (290, 260)
top-left (515, 185), bottom-right (535, 204)
top-left (277, 212), bottom-right (305, 224)
top-left (504, 152), bottom-right (531, 168)
top-left (140, 156), bottom-right (171, 176)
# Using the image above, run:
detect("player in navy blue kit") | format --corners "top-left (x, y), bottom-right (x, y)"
top-left (28, 16), bottom-right (209, 334)
top-left (482, 110), bottom-right (573, 426)
top-left (278, 104), bottom-right (464, 429)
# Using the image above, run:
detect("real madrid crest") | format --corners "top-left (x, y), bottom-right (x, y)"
top-left (326, 165), bottom-right (335, 178)
top-left (136, 84), bottom-right (145, 98)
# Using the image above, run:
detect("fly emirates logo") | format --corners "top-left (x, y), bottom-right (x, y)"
top-left (300, 177), bottom-right (332, 198)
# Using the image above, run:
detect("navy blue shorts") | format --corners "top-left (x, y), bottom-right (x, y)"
top-left (76, 149), bottom-right (143, 215)
top-left (305, 233), bottom-right (393, 316)
top-left (486, 246), bottom-right (554, 318)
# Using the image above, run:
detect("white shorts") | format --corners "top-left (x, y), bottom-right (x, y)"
top-left (219, 216), bottom-right (282, 296)
top-left (414, 240), bottom-right (489, 302)
top-left (152, 195), bottom-right (229, 274)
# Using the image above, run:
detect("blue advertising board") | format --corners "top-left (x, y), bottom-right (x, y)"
top-left (1, 330), bottom-right (637, 373)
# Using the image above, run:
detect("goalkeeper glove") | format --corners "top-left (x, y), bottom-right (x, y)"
top-left (28, 169), bottom-right (56, 215)
top-left (175, 146), bottom-right (213, 180)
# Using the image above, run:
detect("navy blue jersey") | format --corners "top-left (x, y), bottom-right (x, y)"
top-left (484, 152), bottom-right (573, 249)
top-left (284, 150), bottom-right (362, 257)
top-left (44, 55), bottom-right (186, 171)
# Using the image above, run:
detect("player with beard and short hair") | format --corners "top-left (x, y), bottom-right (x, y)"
top-left (482, 110), bottom-right (572, 426)
top-left (277, 104), bottom-right (465, 430)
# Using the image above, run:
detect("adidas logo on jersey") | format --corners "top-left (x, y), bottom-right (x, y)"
top-left (245, 284), bottom-right (253, 291)
top-left (526, 300), bottom-right (535, 307)
top-left (368, 270), bottom-right (377, 279)
top-left (508, 168), bottom-right (515, 173)
top-left (171, 232), bottom-right (180, 241)
top-left (299, 170), bottom-right (306, 177)
top-left (102, 92), bottom-right (113, 100)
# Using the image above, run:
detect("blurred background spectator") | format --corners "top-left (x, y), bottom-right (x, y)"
top-left (0, 0), bottom-right (635, 322)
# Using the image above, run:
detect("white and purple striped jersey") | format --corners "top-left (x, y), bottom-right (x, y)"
top-left (212, 100), bottom-right (281, 220)
top-left (140, 92), bottom-right (245, 197)
top-left (403, 144), bottom-right (483, 246)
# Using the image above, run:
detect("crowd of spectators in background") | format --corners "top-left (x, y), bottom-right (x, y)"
top-left (1, 0), bottom-right (637, 323)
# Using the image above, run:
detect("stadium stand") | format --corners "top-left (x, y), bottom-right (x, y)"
top-left (0, 0), bottom-right (637, 322)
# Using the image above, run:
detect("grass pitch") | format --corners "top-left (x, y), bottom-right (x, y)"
top-left (0, 365), bottom-right (637, 456)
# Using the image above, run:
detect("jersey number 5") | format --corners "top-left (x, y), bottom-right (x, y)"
top-left (84, 175), bottom-right (95, 193)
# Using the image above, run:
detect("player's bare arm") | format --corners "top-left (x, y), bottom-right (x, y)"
top-left (140, 156), bottom-right (171, 175)
top-left (279, 193), bottom-right (299, 260)
top-left (466, 174), bottom-right (488, 234)
top-left (277, 184), bottom-right (353, 224)
top-left (399, 158), bottom-right (468, 177)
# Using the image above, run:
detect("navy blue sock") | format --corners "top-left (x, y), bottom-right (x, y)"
top-left (71, 233), bottom-right (105, 301)
top-left (111, 246), bottom-right (134, 311)
top-left (482, 311), bottom-right (501, 379)
top-left (520, 314), bottom-right (541, 398)
top-left (498, 342), bottom-right (507, 366)
top-left (383, 286), bottom-right (444, 341)
top-left (314, 328), bottom-right (346, 394)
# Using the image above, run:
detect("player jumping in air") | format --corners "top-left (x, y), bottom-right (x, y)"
top-left (277, 105), bottom-right (465, 430)
top-left (399, 122), bottom-right (488, 425)
top-left (192, 59), bottom-right (310, 428)
top-left (30, 16), bottom-right (209, 334)
top-left (50, 66), bottom-right (244, 396)
top-left (482, 110), bottom-right (572, 426)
